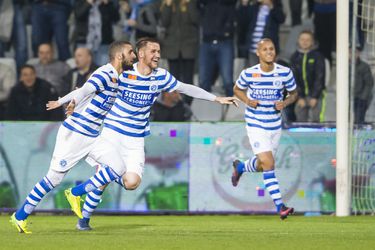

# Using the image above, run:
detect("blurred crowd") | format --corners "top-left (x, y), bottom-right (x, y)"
top-left (0, 0), bottom-right (373, 123)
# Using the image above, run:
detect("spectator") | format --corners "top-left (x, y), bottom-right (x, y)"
top-left (0, 63), bottom-right (17, 120)
top-left (350, 46), bottom-right (374, 124)
top-left (6, 65), bottom-right (64, 121)
top-left (31, 0), bottom-right (71, 61)
top-left (126, 0), bottom-right (160, 40)
top-left (237, 0), bottom-right (285, 66)
top-left (150, 91), bottom-right (191, 121)
top-left (73, 0), bottom-right (120, 66)
top-left (290, 30), bottom-right (325, 122)
top-left (33, 43), bottom-right (70, 96)
top-left (289, 0), bottom-right (314, 26)
top-left (198, 0), bottom-right (236, 97)
top-left (0, 0), bottom-right (29, 72)
top-left (160, 0), bottom-right (199, 105)
top-left (313, 0), bottom-right (336, 65)
top-left (62, 47), bottom-right (98, 96)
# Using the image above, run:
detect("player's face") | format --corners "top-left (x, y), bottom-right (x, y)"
top-left (121, 44), bottom-right (136, 71)
top-left (298, 33), bottom-right (314, 51)
top-left (143, 42), bottom-right (160, 69)
top-left (256, 41), bottom-right (276, 64)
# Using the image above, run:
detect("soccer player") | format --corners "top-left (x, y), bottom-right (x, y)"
top-left (231, 38), bottom-right (298, 220)
top-left (64, 37), bottom-right (238, 228)
top-left (9, 41), bottom-right (137, 234)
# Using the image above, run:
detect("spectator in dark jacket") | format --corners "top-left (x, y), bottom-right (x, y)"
top-left (237, 0), bottom-right (285, 66)
top-left (150, 91), bottom-right (191, 121)
top-left (350, 47), bottom-right (374, 124)
top-left (61, 47), bottom-right (98, 96)
top-left (290, 30), bottom-right (325, 122)
top-left (160, 0), bottom-right (199, 105)
top-left (73, 0), bottom-right (120, 65)
top-left (6, 65), bottom-right (64, 121)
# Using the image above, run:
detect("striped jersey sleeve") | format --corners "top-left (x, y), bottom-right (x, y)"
top-left (62, 63), bottom-right (119, 137)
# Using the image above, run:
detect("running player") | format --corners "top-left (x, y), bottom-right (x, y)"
top-left (231, 38), bottom-right (298, 220)
top-left (64, 37), bottom-right (238, 228)
top-left (10, 41), bottom-right (137, 234)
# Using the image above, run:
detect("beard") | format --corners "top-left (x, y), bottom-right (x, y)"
top-left (122, 60), bottom-right (134, 71)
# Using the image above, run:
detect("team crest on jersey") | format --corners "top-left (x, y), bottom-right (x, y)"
top-left (149, 84), bottom-right (158, 92)
top-left (273, 80), bottom-right (282, 87)
top-left (60, 159), bottom-right (67, 167)
top-left (112, 77), bottom-right (117, 83)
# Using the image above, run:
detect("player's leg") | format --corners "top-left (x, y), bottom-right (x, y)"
top-left (10, 169), bottom-right (66, 234)
top-left (65, 134), bottom-right (126, 218)
top-left (77, 183), bottom-right (107, 231)
top-left (10, 126), bottom-right (93, 233)
top-left (260, 130), bottom-right (294, 219)
top-left (231, 128), bottom-right (265, 186)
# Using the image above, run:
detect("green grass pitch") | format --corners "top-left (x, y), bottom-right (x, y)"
top-left (1, 215), bottom-right (375, 250)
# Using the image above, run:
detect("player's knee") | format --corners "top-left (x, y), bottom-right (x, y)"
top-left (46, 169), bottom-right (67, 187)
top-left (123, 173), bottom-right (141, 190)
top-left (257, 157), bottom-right (274, 170)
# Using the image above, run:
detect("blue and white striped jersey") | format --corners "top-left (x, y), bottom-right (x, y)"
top-left (63, 63), bottom-right (119, 137)
top-left (236, 63), bottom-right (296, 130)
top-left (103, 63), bottom-right (179, 137)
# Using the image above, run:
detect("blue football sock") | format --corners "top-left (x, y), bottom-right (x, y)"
top-left (15, 177), bottom-right (54, 220)
top-left (244, 156), bottom-right (258, 172)
top-left (82, 188), bottom-right (104, 220)
top-left (263, 169), bottom-right (284, 212)
top-left (236, 161), bottom-right (245, 175)
top-left (71, 165), bottom-right (118, 196)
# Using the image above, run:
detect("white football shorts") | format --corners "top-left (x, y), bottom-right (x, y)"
top-left (49, 125), bottom-right (97, 172)
top-left (246, 126), bottom-right (281, 156)
top-left (87, 127), bottom-right (145, 178)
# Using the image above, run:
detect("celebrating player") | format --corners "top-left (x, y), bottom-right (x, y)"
top-left (10, 41), bottom-right (137, 234)
top-left (231, 38), bottom-right (298, 220)
top-left (64, 37), bottom-right (238, 229)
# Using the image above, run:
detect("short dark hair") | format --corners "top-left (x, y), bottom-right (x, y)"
top-left (20, 64), bottom-right (36, 73)
top-left (108, 41), bottom-right (132, 61)
top-left (135, 37), bottom-right (160, 54)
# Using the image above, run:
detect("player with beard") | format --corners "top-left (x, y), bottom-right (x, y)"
top-left (63, 37), bottom-right (238, 230)
top-left (10, 41), bottom-right (136, 234)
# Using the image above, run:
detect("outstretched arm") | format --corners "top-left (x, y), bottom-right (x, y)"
top-left (176, 82), bottom-right (238, 106)
top-left (46, 83), bottom-right (96, 110)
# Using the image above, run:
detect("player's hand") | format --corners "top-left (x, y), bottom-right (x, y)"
top-left (46, 100), bottom-right (61, 110)
top-left (246, 99), bottom-right (258, 108)
top-left (275, 101), bottom-right (285, 111)
top-left (65, 100), bottom-right (76, 117)
top-left (214, 96), bottom-right (239, 107)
